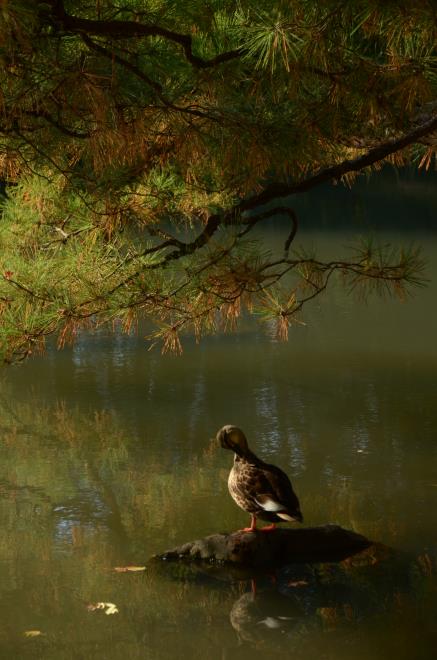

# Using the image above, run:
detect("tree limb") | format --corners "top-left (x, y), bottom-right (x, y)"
top-left (239, 113), bottom-right (437, 212)
top-left (21, 110), bottom-right (90, 139)
top-left (81, 34), bottom-right (219, 121)
top-left (44, 0), bottom-right (242, 69)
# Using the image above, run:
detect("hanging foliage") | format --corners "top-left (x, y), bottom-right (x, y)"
top-left (0, 1), bottom-right (435, 361)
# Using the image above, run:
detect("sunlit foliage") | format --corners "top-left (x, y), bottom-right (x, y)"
top-left (0, 1), bottom-right (436, 361)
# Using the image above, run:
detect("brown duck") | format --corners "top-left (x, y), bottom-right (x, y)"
top-left (217, 425), bottom-right (303, 532)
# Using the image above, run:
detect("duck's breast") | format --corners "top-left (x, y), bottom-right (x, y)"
top-left (228, 462), bottom-right (258, 513)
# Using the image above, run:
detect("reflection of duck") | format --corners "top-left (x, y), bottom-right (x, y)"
top-left (217, 425), bottom-right (303, 531)
top-left (230, 588), bottom-right (303, 645)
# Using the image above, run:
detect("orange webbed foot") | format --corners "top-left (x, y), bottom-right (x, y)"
top-left (239, 514), bottom-right (257, 532)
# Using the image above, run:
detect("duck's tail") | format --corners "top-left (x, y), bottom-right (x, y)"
top-left (277, 510), bottom-right (303, 523)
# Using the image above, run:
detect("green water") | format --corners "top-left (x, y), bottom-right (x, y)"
top-left (1, 172), bottom-right (437, 659)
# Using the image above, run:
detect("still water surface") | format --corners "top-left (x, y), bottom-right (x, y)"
top-left (1, 172), bottom-right (437, 659)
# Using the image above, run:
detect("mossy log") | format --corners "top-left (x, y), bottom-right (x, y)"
top-left (157, 524), bottom-right (372, 567)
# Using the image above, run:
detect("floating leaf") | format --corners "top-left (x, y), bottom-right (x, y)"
top-left (114, 565), bottom-right (146, 573)
top-left (87, 602), bottom-right (119, 615)
top-left (24, 630), bottom-right (44, 638)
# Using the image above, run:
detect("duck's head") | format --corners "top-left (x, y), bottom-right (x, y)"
top-left (216, 425), bottom-right (249, 456)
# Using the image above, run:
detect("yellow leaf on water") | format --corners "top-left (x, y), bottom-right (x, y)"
top-left (104, 603), bottom-right (119, 615)
top-left (24, 630), bottom-right (44, 638)
top-left (87, 602), bottom-right (119, 615)
top-left (114, 566), bottom-right (146, 573)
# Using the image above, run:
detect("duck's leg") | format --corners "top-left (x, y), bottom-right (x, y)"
top-left (260, 523), bottom-right (276, 532)
top-left (241, 514), bottom-right (257, 532)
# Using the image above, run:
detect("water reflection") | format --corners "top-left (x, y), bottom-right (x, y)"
top-left (229, 587), bottom-right (307, 647)
top-left (167, 542), bottom-right (436, 657)
top-left (0, 381), bottom-right (436, 658)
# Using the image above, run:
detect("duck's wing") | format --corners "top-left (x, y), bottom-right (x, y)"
top-left (255, 464), bottom-right (303, 522)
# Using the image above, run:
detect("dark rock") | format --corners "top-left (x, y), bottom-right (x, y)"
top-left (156, 525), bottom-right (372, 567)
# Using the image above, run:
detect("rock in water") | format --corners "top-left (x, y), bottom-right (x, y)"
top-left (156, 525), bottom-right (371, 567)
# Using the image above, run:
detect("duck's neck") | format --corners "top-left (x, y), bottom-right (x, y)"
top-left (234, 448), bottom-right (262, 466)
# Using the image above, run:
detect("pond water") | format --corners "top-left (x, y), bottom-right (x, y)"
top-left (1, 171), bottom-right (437, 659)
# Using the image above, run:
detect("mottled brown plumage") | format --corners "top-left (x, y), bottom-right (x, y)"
top-left (217, 425), bottom-right (303, 532)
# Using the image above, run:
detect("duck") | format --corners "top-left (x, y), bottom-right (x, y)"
top-left (217, 424), bottom-right (303, 532)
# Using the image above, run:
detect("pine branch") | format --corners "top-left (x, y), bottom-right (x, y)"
top-left (21, 110), bottom-right (90, 139)
top-left (44, 0), bottom-right (242, 69)
top-left (81, 34), bottom-right (218, 121)
top-left (239, 113), bottom-right (437, 212)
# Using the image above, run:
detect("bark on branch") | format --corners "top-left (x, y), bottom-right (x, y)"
top-left (239, 113), bottom-right (437, 212)
top-left (45, 1), bottom-right (241, 69)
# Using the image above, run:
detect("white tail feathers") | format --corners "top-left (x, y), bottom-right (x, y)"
top-left (255, 497), bottom-right (283, 512)
top-left (255, 497), bottom-right (303, 522)
top-left (277, 511), bottom-right (302, 522)
top-left (277, 512), bottom-right (295, 521)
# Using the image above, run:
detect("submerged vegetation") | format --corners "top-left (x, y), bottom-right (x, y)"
top-left (0, 1), bottom-right (436, 361)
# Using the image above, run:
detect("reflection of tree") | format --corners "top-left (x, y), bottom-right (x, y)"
top-left (0, 389), bottom-right (130, 550)
top-left (0, 384), bottom-right (230, 560)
